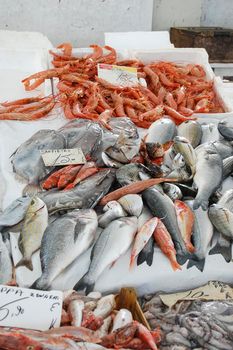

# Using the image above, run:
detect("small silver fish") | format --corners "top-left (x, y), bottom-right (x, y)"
top-left (208, 204), bottom-right (233, 239)
top-left (68, 299), bottom-right (84, 327)
top-left (93, 294), bottom-right (116, 318)
top-left (98, 201), bottom-right (126, 228)
top-left (173, 136), bottom-right (196, 176)
top-left (163, 183), bottom-right (183, 201)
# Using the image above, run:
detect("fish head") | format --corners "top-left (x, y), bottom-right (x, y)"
top-left (73, 209), bottom-right (98, 224)
top-left (172, 153), bottom-right (186, 169)
top-left (103, 200), bottom-right (122, 212)
top-left (27, 197), bottom-right (46, 213)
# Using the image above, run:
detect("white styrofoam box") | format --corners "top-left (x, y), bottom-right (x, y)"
top-left (0, 48), bottom-right (52, 101)
top-left (105, 31), bottom-right (174, 50)
top-left (0, 30), bottom-right (53, 50)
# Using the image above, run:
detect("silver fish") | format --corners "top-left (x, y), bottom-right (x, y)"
top-left (0, 234), bottom-right (12, 284)
top-left (31, 209), bottom-right (98, 290)
top-left (105, 132), bottom-right (140, 164)
top-left (163, 183), bottom-right (183, 201)
top-left (173, 136), bottom-right (196, 176)
top-left (16, 197), bottom-right (48, 271)
top-left (208, 204), bottom-right (233, 239)
top-left (223, 156), bottom-right (233, 179)
top-left (218, 189), bottom-right (233, 212)
top-left (186, 200), bottom-right (214, 271)
top-left (163, 147), bottom-right (176, 170)
top-left (118, 194), bottom-right (143, 217)
top-left (167, 166), bottom-right (191, 182)
top-left (213, 140), bottom-right (233, 159)
top-left (68, 299), bottom-right (84, 327)
top-left (116, 163), bottom-right (152, 186)
top-left (193, 143), bottom-right (223, 210)
top-left (218, 118), bottom-right (233, 141)
top-left (101, 152), bottom-right (122, 168)
top-left (74, 216), bottom-right (138, 294)
top-left (177, 120), bottom-right (202, 148)
top-left (11, 129), bottom-right (66, 185)
top-left (93, 294), bottom-right (116, 318)
top-left (172, 153), bottom-right (186, 170)
top-left (108, 117), bottom-right (139, 140)
top-left (201, 123), bottom-right (219, 144)
top-left (145, 117), bottom-right (177, 144)
top-left (209, 233), bottom-right (232, 263)
top-left (98, 201), bottom-right (126, 228)
top-left (142, 186), bottom-right (189, 264)
top-left (39, 169), bottom-right (115, 214)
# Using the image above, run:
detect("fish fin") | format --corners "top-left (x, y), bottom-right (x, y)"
top-left (187, 258), bottom-right (205, 272)
top-left (73, 273), bottom-right (95, 294)
top-left (137, 250), bottom-right (154, 267)
top-left (193, 197), bottom-right (208, 211)
top-left (74, 223), bottom-right (81, 242)
top-left (176, 252), bottom-right (190, 265)
top-left (15, 257), bottom-right (33, 271)
top-left (30, 275), bottom-right (51, 290)
top-left (22, 184), bottom-right (42, 197)
top-left (209, 242), bottom-right (232, 263)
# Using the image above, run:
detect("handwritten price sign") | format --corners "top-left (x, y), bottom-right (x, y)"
top-left (98, 63), bottom-right (139, 87)
top-left (0, 285), bottom-right (62, 330)
top-left (41, 148), bottom-right (86, 167)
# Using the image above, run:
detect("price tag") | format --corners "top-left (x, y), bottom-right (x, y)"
top-left (159, 281), bottom-right (233, 308)
top-left (41, 148), bottom-right (86, 166)
top-left (98, 63), bottom-right (139, 87)
top-left (0, 285), bottom-right (62, 331)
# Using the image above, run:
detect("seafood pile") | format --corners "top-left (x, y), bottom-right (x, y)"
top-left (0, 42), bottom-right (224, 125)
top-left (141, 292), bottom-right (233, 349)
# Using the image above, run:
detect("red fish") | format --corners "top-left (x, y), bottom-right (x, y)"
top-left (174, 200), bottom-right (195, 253)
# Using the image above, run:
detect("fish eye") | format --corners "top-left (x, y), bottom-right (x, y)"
top-left (31, 200), bottom-right (35, 205)
top-left (27, 346), bottom-right (34, 350)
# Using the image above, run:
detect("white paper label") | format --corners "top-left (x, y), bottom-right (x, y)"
top-left (0, 285), bottom-right (62, 330)
top-left (98, 63), bottom-right (139, 87)
top-left (41, 148), bottom-right (86, 166)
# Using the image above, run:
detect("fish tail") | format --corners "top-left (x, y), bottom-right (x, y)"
top-left (187, 257), bottom-right (205, 272)
top-left (193, 196), bottom-right (208, 211)
top-left (73, 273), bottom-right (95, 295)
top-left (209, 242), bottom-right (232, 263)
top-left (176, 252), bottom-right (191, 265)
top-left (137, 250), bottom-right (154, 267)
top-left (15, 257), bottom-right (33, 271)
top-left (30, 275), bottom-right (51, 290)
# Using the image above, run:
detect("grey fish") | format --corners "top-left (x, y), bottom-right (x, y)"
top-left (208, 204), bottom-right (233, 239)
top-left (11, 129), bottom-right (66, 185)
top-left (201, 123), bottom-right (219, 144)
top-left (98, 201), bottom-right (126, 228)
top-left (212, 139), bottom-right (233, 159)
top-left (137, 236), bottom-right (155, 267)
top-left (186, 200), bottom-right (214, 271)
top-left (209, 233), bottom-right (232, 263)
top-left (39, 169), bottom-right (115, 214)
top-left (142, 186), bottom-right (189, 264)
top-left (167, 166), bottom-right (191, 182)
top-left (101, 152), bottom-right (122, 168)
top-left (31, 209), bottom-right (98, 290)
top-left (74, 216), bottom-right (138, 294)
top-left (105, 132), bottom-right (140, 164)
top-left (218, 189), bottom-right (233, 212)
top-left (0, 196), bottom-right (31, 233)
top-left (108, 117), bottom-right (139, 140)
top-left (193, 143), bottom-right (223, 210)
top-left (173, 136), bottom-right (196, 176)
top-left (0, 234), bottom-right (12, 284)
top-left (145, 117), bottom-right (177, 145)
top-left (116, 163), bottom-right (152, 186)
top-left (218, 118), bottom-right (233, 141)
top-left (177, 120), bottom-right (202, 148)
top-left (223, 156), bottom-right (233, 179)
top-left (163, 183), bottom-right (183, 201)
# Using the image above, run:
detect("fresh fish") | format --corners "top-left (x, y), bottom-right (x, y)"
top-left (174, 200), bottom-right (195, 253)
top-left (108, 117), bottom-right (139, 140)
top-left (218, 118), bottom-right (233, 141)
top-left (45, 325), bottom-right (101, 343)
top-left (68, 299), bottom-right (84, 327)
top-left (137, 206), bottom-right (154, 266)
top-left (193, 143), bottom-right (223, 210)
top-left (171, 153), bottom-right (186, 170)
top-left (31, 209), bottom-right (98, 290)
top-left (130, 217), bottom-right (158, 268)
top-left (208, 204), bottom-right (233, 239)
top-left (11, 129), bottom-right (66, 185)
top-left (201, 123), bottom-right (219, 144)
top-left (93, 294), bottom-right (116, 318)
top-left (118, 194), bottom-right (143, 217)
top-left (101, 152), bottom-right (122, 168)
top-left (209, 233), bottom-right (232, 263)
top-left (177, 120), bottom-right (202, 148)
top-left (173, 136), bottom-right (196, 176)
top-left (39, 169), bottom-right (115, 214)
top-left (223, 156), bottom-right (233, 179)
top-left (112, 309), bottom-right (133, 331)
top-left (105, 132), bottom-right (140, 164)
top-left (137, 206), bottom-right (153, 231)
top-left (0, 196), bottom-right (31, 232)
top-left (153, 219), bottom-right (181, 271)
top-left (116, 163), bottom-right (152, 186)
top-left (175, 183), bottom-right (197, 199)
top-left (167, 166), bottom-right (191, 182)
top-left (16, 197), bottom-right (48, 271)
top-left (163, 147), bottom-right (176, 170)
top-left (98, 201), bottom-right (126, 228)
top-left (145, 117), bottom-right (177, 145)
top-left (142, 186), bottom-right (189, 264)
top-left (74, 217), bottom-right (138, 294)
top-left (163, 183), bottom-right (183, 201)
top-left (186, 199), bottom-right (214, 271)
top-left (218, 189), bottom-right (233, 211)
top-left (213, 139), bottom-right (233, 159)
top-left (0, 234), bottom-right (12, 284)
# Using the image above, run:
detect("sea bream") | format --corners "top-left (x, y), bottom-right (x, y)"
top-left (74, 216), bottom-right (138, 294)
top-left (31, 209), bottom-right (98, 290)
top-left (208, 204), bottom-right (233, 240)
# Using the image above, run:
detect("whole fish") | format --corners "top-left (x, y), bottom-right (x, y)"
top-left (218, 189), bottom-right (233, 211)
top-left (208, 204), bottom-right (233, 239)
top-left (212, 140), bottom-right (233, 159)
top-left (0, 196), bottom-right (31, 233)
top-left (11, 129), bottom-right (66, 185)
top-left (118, 194), bottom-right (143, 217)
top-left (74, 217), bottom-right (138, 294)
top-left (186, 200), bottom-right (214, 271)
top-left (16, 197), bottom-right (48, 271)
top-left (93, 294), bottom-right (116, 318)
top-left (98, 201), bottom-right (126, 228)
top-left (130, 217), bottom-right (158, 268)
top-left (177, 120), bottom-right (202, 148)
top-left (108, 117), bottom-right (139, 140)
top-left (174, 200), bottom-right (195, 253)
top-left (223, 156), bottom-right (233, 179)
top-left (39, 169), bottom-right (115, 214)
top-left (31, 209), bottom-right (98, 290)
top-left (116, 163), bottom-right (154, 186)
top-left (112, 309), bottom-right (133, 331)
top-left (105, 132), bottom-right (140, 164)
top-left (193, 143), bottom-right (223, 210)
top-left (218, 118), bottom-right (233, 141)
top-left (142, 186), bottom-right (189, 264)
top-left (201, 123), bottom-right (219, 144)
top-left (173, 136), bottom-right (196, 176)
top-left (137, 206), bottom-right (154, 266)
top-left (0, 234), bottom-right (12, 284)
top-left (153, 219), bottom-right (181, 271)
top-left (68, 299), bottom-right (84, 327)
top-left (163, 183), bottom-right (183, 201)
top-left (145, 117), bottom-right (177, 144)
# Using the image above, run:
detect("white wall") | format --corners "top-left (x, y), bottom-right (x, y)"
top-left (201, 0), bottom-right (233, 27)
